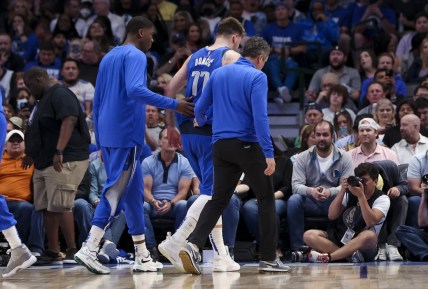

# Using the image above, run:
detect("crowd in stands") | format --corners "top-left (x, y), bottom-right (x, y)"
top-left (1, 0), bottom-right (428, 265)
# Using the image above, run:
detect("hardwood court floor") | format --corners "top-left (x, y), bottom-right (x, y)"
top-left (1, 262), bottom-right (428, 289)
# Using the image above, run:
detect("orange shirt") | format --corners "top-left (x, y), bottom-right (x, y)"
top-left (0, 152), bottom-right (34, 202)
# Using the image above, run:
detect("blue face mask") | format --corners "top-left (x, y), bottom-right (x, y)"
top-left (338, 126), bottom-right (348, 138)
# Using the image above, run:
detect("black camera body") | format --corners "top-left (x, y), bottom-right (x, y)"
top-left (284, 246), bottom-right (310, 263)
top-left (347, 176), bottom-right (362, 187)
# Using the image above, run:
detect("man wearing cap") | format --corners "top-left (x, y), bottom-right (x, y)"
top-left (307, 45), bottom-right (361, 102)
top-left (305, 102), bottom-right (324, 124)
top-left (288, 120), bottom-right (354, 251)
top-left (396, 171), bottom-right (428, 261)
top-left (8, 116), bottom-right (23, 131)
top-left (347, 118), bottom-right (398, 166)
top-left (0, 130), bottom-right (44, 256)
top-left (391, 114), bottom-right (428, 165)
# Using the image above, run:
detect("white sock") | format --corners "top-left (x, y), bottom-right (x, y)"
top-left (2, 226), bottom-right (22, 250)
top-left (86, 226), bottom-right (105, 251)
top-left (209, 217), bottom-right (227, 257)
top-left (171, 195), bottom-right (211, 245)
top-left (171, 216), bottom-right (197, 246)
top-left (132, 235), bottom-right (149, 257)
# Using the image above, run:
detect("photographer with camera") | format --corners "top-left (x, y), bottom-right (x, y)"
top-left (304, 162), bottom-right (390, 263)
top-left (395, 173), bottom-right (428, 261)
top-left (287, 120), bottom-right (354, 252)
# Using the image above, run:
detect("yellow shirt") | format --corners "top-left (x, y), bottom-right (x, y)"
top-left (0, 152), bottom-right (34, 202)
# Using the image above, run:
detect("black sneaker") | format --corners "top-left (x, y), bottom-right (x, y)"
top-left (179, 242), bottom-right (201, 275)
top-left (64, 248), bottom-right (78, 264)
top-left (259, 258), bottom-right (291, 273)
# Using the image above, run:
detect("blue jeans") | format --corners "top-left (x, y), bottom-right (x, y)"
top-left (187, 194), bottom-right (241, 250)
top-left (396, 225), bottom-right (428, 261)
top-left (74, 198), bottom-right (126, 246)
top-left (7, 200), bottom-right (45, 254)
top-left (287, 194), bottom-right (334, 250)
top-left (143, 200), bottom-right (189, 249)
top-left (242, 198), bottom-right (287, 244)
top-left (406, 196), bottom-right (421, 228)
top-left (263, 55), bottom-right (298, 90)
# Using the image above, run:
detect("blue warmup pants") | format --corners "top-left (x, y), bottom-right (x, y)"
top-left (0, 195), bottom-right (17, 231)
top-left (91, 146), bottom-right (146, 235)
top-left (181, 134), bottom-right (213, 196)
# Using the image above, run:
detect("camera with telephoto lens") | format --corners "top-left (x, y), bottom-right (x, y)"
top-left (347, 176), bottom-right (362, 187)
top-left (284, 246), bottom-right (310, 263)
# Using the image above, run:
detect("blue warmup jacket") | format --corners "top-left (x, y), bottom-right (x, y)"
top-left (195, 57), bottom-right (273, 158)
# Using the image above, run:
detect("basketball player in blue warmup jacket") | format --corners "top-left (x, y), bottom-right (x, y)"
top-left (74, 17), bottom-right (194, 275)
top-left (158, 17), bottom-right (244, 272)
top-left (0, 94), bottom-right (37, 278)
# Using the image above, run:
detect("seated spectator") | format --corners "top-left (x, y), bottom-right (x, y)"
top-left (0, 33), bottom-right (25, 72)
top-left (307, 45), bottom-right (361, 103)
top-left (391, 114), bottom-right (428, 165)
top-left (396, 13), bottom-right (428, 74)
top-left (146, 105), bottom-right (163, 152)
top-left (305, 102), bottom-right (324, 124)
top-left (24, 42), bottom-right (62, 80)
top-left (358, 49), bottom-right (377, 81)
top-left (357, 81), bottom-right (387, 116)
top-left (78, 39), bottom-right (102, 86)
top-left (85, 16), bottom-right (116, 55)
top-left (51, 13), bottom-right (80, 41)
top-left (383, 99), bottom-right (428, 148)
top-left (360, 53), bottom-right (407, 106)
top-left (0, 65), bottom-right (15, 100)
top-left (0, 130), bottom-right (44, 256)
top-left (287, 120), bottom-right (354, 251)
top-left (9, 14), bottom-right (38, 63)
top-left (347, 118), bottom-right (399, 166)
top-left (74, 151), bottom-right (126, 263)
top-left (8, 87), bottom-right (31, 114)
top-left (293, 123), bottom-right (317, 152)
top-left (227, 1), bottom-right (256, 37)
top-left (156, 33), bottom-right (191, 76)
top-left (51, 30), bottom-right (69, 61)
top-left (415, 97), bottom-right (428, 130)
top-left (334, 110), bottom-right (354, 140)
top-left (413, 84), bottom-right (428, 101)
top-left (241, 144), bottom-right (292, 255)
top-left (396, 173), bottom-right (428, 261)
top-left (143, 128), bottom-right (195, 259)
top-left (261, 3), bottom-right (303, 104)
top-left (372, 160), bottom-right (408, 261)
top-left (49, 0), bottom-right (86, 38)
top-left (185, 23), bottom-right (206, 52)
top-left (321, 84), bottom-right (356, 124)
top-left (242, 0), bottom-right (267, 36)
top-left (61, 58), bottom-right (95, 116)
top-left (373, 98), bottom-right (395, 142)
top-left (2, 104), bottom-right (14, 120)
top-left (155, 73), bottom-right (172, 90)
top-left (304, 162), bottom-right (390, 263)
top-left (405, 36), bottom-right (428, 84)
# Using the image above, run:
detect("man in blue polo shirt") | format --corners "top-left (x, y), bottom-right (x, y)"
top-left (143, 128), bottom-right (195, 256)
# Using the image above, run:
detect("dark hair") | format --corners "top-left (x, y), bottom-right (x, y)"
top-left (61, 58), bottom-right (80, 70)
top-left (241, 37), bottom-right (270, 59)
top-left (366, 80), bottom-right (385, 96)
top-left (328, 84), bottom-right (349, 106)
top-left (415, 12), bottom-right (428, 22)
top-left (216, 17), bottom-right (244, 37)
top-left (314, 120), bottom-right (334, 137)
top-left (126, 16), bottom-right (154, 36)
top-left (359, 49), bottom-right (378, 72)
top-left (395, 98), bottom-right (417, 123)
top-left (355, 162), bottom-right (379, 181)
top-left (38, 41), bottom-right (55, 52)
top-left (159, 127), bottom-right (167, 140)
top-left (24, 66), bottom-right (49, 81)
top-left (414, 84), bottom-right (428, 96)
top-left (415, 97), bottom-right (428, 110)
top-left (353, 113), bottom-right (374, 130)
top-left (333, 110), bottom-right (353, 136)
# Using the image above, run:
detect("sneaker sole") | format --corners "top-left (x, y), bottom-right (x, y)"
top-left (158, 244), bottom-right (185, 272)
top-left (63, 259), bottom-right (77, 265)
top-left (74, 255), bottom-right (110, 275)
top-left (2, 255), bottom-right (37, 278)
top-left (258, 267), bottom-right (291, 274)
top-left (179, 250), bottom-right (201, 275)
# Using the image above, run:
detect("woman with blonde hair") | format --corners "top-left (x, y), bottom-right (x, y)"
top-left (374, 98), bottom-right (395, 141)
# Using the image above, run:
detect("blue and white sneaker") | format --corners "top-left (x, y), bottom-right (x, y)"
top-left (179, 242), bottom-right (202, 275)
top-left (258, 258), bottom-right (291, 273)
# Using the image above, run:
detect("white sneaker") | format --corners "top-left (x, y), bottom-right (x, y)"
top-left (213, 248), bottom-right (240, 272)
top-left (2, 245), bottom-right (37, 278)
top-left (158, 232), bottom-right (185, 272)
top-left (386, 244), bottom-right (403, 261)
top-left (375, 245), bottom-right (387, 261)
top-left (74, 243), bottom-right (110, 274)
top-left (133, 253), bottom-right (160, 272)
top-left (278, 86), bottom-right (292, 102)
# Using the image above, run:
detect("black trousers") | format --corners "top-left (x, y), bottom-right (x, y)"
top-left (188, 139), bottom-right (277, 261)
